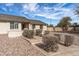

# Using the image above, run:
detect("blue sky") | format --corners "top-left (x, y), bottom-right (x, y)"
top-left (0, 3), bottom-right (79, 26)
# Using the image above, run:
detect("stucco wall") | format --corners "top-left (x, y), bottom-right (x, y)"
top-left (55, 27), bottom-right (62, 31)
top-left (18, 23), bottom-right (22, 31)
top-left (47, 27), bottom-right (54, 31)
top-left (35, 25), bottom-right (40, 29)
top-left (8, 30), bottom-right (23, 38)
top-left (68, 27), bottom-right (73, 31)
top-left (0, 22), bottom-right (22, 34)
top-left (43, 25), bottom-right (47, 31)
top-left (29, 24), bottom-right (32, 30)
top-left (0, 22), bottom-right (10, 34)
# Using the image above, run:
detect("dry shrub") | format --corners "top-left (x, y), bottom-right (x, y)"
top-left (64, 35), bottom-right (74, 47)
top-left (22, 29), bottom-right (34, 39)
top-left (36, 29), bottom-right (42, 36)
top-left (42, 34), bottom-right (59, 52)
top-left (54, 34), bottom-right (61, 43)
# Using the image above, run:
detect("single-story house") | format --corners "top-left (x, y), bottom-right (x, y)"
top-left (0, 14), bottom-right (47, 37)
top-left (29, 20), bottom-right (47, 30)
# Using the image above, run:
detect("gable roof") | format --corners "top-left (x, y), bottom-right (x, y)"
top-left (0, 14), bottom-right (30, 22)
top-left (29, 20), bottom-right (47, 25)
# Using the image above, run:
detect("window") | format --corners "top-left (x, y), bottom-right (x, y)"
top-left (32, 24), bottom-right (35, 29)
top-left (10, 22), bottom-right (19, 29)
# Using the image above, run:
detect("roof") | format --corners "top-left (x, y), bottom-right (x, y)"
top-left (0, 14), bottom-right (30, 22)
top-left (0, 14), bottom-right (47, 25)
top-left (29, 20), bottom-right (47, 25)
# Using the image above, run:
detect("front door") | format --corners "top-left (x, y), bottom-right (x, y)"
top-left (22, 23), bottom-right (29, 30)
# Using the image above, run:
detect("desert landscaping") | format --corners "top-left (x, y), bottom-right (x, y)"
top-left (0, 30), bottom-right (79, 56)
top-left (0, 3), bottom-right (79, 56)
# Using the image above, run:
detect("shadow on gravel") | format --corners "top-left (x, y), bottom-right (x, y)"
top-left (35, 43), bottom-right (49, 52)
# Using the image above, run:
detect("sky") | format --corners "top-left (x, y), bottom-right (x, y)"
top-left (0, 3), bottom-right (79, 26)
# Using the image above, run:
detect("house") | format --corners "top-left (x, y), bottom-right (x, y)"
top-left (29, 20), bottom-right (47, 31)
top-left (0, 14), bottom-right (31, 37)
top-left (0, 14), bottom-right (47, 37)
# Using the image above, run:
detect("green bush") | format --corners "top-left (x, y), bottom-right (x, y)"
top-left (42, 34), bottom-right (59, 52)
top-left (22, 29), bottom-right (34, 39)
top-left (64, 35), bottom-right (74, 47)
top-left (36, 29), bottom-right (42, 36)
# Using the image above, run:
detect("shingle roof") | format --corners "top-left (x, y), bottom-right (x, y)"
top-left (0, 14), bottom-right (30, 22)
top-left (0, 14), bottom-right (47, 25)
top-left (29, 20), bottom-right (47, 25)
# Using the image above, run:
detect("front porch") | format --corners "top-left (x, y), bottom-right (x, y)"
top-left (21, 22), bottom-right (30, 30)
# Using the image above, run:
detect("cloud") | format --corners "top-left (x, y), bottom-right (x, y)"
top-left (54, 8), bottom-right (71, 12)
top-left (2, 3), bottom-right (77, 24)
top-left (5, 3), bottom-right (14, 6)
top-left (2, 8), bottom-right (7, 11)
top-left (34, 3), bottom-right (74, 20)
top-left (22, 3), bottom-right (39, 13)
top-left (34, 7), bottom-right (74, 20)
top-left (43, 7), bottom-right (53, 10)
top-left (53, 3), bottom-right (67, 8)
top-left (35, 12), bottom-right (62, 19)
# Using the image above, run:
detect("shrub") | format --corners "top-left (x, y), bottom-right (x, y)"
top-left (36, 29), bottom-right (42, 36)
top-left (44, 31), bottom-right (49, 35)
top-left (42, 34), bottom-right (59, 52)
top-left (22, 29), bottom-right (34, 39)
top-left (64, 35), bottom-right (74, 47)
top-left (54, 34), bottom-right (61, 43)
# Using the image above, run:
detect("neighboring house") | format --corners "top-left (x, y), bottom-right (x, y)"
top-left (0, 14), bottom-right (47, 37)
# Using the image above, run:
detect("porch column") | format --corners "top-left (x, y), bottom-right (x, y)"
top-left (29, 23), bottom-right (32, 30)
top-left (43, 25), bottom-right (47, 31)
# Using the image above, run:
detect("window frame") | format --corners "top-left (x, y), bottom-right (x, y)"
top-left (10, 22), bottom-right (19, 29)
top-left (32, 24), bottom-right (35, 29)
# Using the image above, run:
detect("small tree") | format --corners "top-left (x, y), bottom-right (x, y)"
top-left (56, 17), bottom-right (72, 31)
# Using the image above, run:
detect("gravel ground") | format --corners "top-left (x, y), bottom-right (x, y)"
top-left (29, 35), bottom-right (79, 56)
top-left (0, 35), bottom-right (44, 56)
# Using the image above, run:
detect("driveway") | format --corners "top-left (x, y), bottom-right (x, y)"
top-left (0, 35), bottom-right (44, 56)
